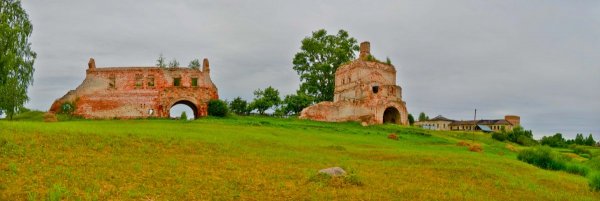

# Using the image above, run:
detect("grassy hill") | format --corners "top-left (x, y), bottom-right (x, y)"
top-left (1, 114), bottom-right (599, 200)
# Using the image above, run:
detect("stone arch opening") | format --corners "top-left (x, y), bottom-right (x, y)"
top-left (169, 100), bottom-right (198, 119)
top-left (383, 107), bottom-right (400, 124)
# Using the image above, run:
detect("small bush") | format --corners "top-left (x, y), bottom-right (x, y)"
top-left (308, 169), bottom-right (363, 187)
top-left (572, 146), bottom-right (592, 157)
top-left (60, 102), bottom-right (75, 115)
top-left (469, 144), bottom-right (483, 152)
top-left (496, 126), bottom-right (536, 146)
top-left (517, 135), bottom-right (538, 146)
top-left (505, 144), bottom-right (517, 152)
top-left (565, 163), bottom-right (590, 176)
top-left (517, 146), bottom-right (566, 170)
top-left (43, 113), bottom-right (58, 122)
top-left (207, 99), bottom-right (228, 117)
top-left (344, 171), bottom-right (364, 186)
top-left (387, 133), bottom-right (399, 140)
top-left (457, 141), bottom-right (470, 147)
top-left (492, 132), bottom-right (507, 141)
top-left (589, 172), bottom-right (600, 191)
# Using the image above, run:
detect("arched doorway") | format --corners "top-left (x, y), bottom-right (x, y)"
top-left (169, 100), bottom-right (198, 119)
top-left (383, 107), bottom-right (400, 124)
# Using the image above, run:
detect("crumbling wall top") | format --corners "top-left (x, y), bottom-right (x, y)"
top-left (359, 41), bottom-right (370, 60)
top-left (88, 58), bottom-right (96, 69)
top-left (202, 58), bottom-right (210, 72)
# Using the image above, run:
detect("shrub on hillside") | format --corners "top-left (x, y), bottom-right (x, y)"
top-left (492, 126), bottom-right (537, 146)
top-left (308, 169), bottom-right (363, 187)
top-left (507, 126), bottom-right (533, 142)
top-left (571, 146), bottom-right (593, 158)
top-left (517, 146), bottom-right (566, 171)
top-left (43, 113), bottom-right (57, 122)
top-left (564, 163), bottom-right (590, 176)
top-left (517, 135), bottom-right (538, 146)
top-left (208, 99), bottom-right (228, 117)
top-left (590, 172), bottom-right (600, 191)
top-left (469, 144), bottom-right (483, 152)
top-left (492, 132), bottom-right (507, 141)
top-left (504, 144), bottom-right (517, 152)
top-left (457, 141), bottom-right (470, 147)
top-left (585, 157), bottom-right (600, 171)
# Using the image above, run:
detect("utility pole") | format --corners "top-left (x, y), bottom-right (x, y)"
top-left (472, 109), bottom-right (477, 142)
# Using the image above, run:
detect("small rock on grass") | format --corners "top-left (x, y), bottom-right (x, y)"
top-left (318, 167), bottom-right (346, 177)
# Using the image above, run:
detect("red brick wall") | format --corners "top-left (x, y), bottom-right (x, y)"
top-left (50, 67), bottom-right (218, 119)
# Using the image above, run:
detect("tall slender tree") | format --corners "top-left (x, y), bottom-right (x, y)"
top-left (585, 134), bottom-right (596, 146)
top-left (0, 0), bottom-right (37, 120)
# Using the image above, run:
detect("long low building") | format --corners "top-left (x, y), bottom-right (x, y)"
top-left (415, 115), bottom-right (520, 132)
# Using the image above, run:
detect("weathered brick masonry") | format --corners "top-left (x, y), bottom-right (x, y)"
top-left (49, 58), bottom-right (218, 119)
top-left (300, 42), bottom-right (409, 125)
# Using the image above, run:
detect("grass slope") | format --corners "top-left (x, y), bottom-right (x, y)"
top-left (1, 116), bottom-right (599, 200)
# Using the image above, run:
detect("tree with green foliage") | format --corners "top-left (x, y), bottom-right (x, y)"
top-left (229, 96), bottom-right (248, 115)
top-left (168, 58), bottom-right (179, 68)
top-left (492, 126), bottom-right (537, 146)
top-left (540, 133), bottom-right (567, 148)
top-left (281, 92), bottom-right (313, 116)
top-left (418, 112), bottom-right (429, 121)
top-left (292, 29), bottom-right (359, 103)
top-left (507, 126), bottom-right (537, 146)
top-left (0, 0), bottom-right (37, 120)
top-left (156, 53), bottom-right (166, 68)
top-left (207, 99), bottom-right (228, 117)
top-left (188, 59), bottom-right (200, 69)
top-left (249, 98), bottom-right (269, 115)
top-left (249, 86), bottom-right (281, 115)
top-left (180, 111), bottom-right (188, 120)
top-left (585, 134), bottom-right (596, 146)
top-left (575, 133), bottom-right (585, 145)
top-left (407, 113), bottom-right (415, 125)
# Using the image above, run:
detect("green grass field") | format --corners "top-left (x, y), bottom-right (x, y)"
top-left (1, 115), bottom-right (599, 200)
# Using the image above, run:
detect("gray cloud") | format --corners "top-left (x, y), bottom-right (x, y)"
top-left (21, 0), bottom-right (600, 138)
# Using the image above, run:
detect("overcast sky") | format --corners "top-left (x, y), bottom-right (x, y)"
top-left (19, 0), bottom-right (599, 139)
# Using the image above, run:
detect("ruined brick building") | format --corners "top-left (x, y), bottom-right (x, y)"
top-left (300, 42), bottom-right (409, 125)
top-left (49, 58), bottom-right (218, 119)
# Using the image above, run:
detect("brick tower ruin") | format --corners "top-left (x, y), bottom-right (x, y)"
top-left (300, 41), bottom-right (408, 125)
top-left (49, 58), bottom-right (218, 119)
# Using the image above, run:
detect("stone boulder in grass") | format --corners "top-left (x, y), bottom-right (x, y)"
top-left (318, 167), bottom-right (346, 177)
